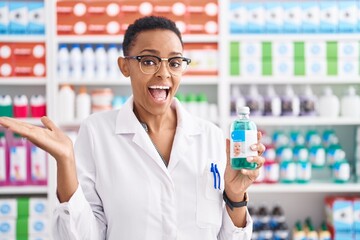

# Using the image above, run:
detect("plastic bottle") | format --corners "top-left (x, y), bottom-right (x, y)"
top-left (0, 95), bottom-right (13, 117)
top-left (299, 85), bottom-right (317, 116)
top-left (270, 205), bottom-right (286, 229)
top-left (30, 142), bottom-right (47, 185)
top-left (0, 131), bottom-right (8, 185)
top-left (70, 44), bottom-right (83, 80)
top-left (13, 95), bottom-right (28, 118)
top-left (230, 85), bottom-right (245, 116)
top-left (230, 106), bottom-right (258, 170)
top-left (263, 85), bottom-right (281, 116)
top-left (30, 94), bottom-right (46, 118)
top-left (9, 133), bottom-right (28, 185)
top-left (318, 86), bottom-right (340, 117)
top-left (76, 86), bottom-right (91, 120)
top-left (274, 222), bottom-right (290, 240)
top-left (295, 149), bottom-right (311, 183)
top-left (341, 86), bottom-right (360, 118)
top-left (57, 44), bottom-right (70, 81)
top-left (281, 85), bottom-right (300, 116)
top-left (279, 148), bottom-right (296, 183)
top-left (95, 44), bottom-right (107, 80)
top-left (332, 150), bottom-right (350, 183)
top-left (319, 221), bottom-right (331, 240)
top-left (305, 217), bottom-right (319, 240)
top-left (245, 85), bottom-right (263, 116)
top-left (107, 44), bottom-right (119, 79)
top-left (58, 85), bottom-right (75, 122)
top-left (293, 221), bottom-right (306, 240)
top-left (82, 44), bottom-right (95, 80)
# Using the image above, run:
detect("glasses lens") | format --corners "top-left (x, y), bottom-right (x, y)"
top-left (169, 57), bottom-right (188, 75)
top-left (139, 56), bottom-right (160, 74)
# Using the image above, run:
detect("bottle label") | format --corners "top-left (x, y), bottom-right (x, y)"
top-left (230, 130), bottom-right (257, 158)
top-left (0, 147), bottom-right (5, 181)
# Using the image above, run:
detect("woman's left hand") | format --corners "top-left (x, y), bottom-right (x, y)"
top-left (224, 131), bottom-right (266, 201)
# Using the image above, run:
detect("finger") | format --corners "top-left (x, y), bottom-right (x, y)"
top-left (257, 131), bottom-right (262, 141)
top-left (226, 138), bottom-right (230, 168)
top-left (0, 117), bottom-right (33, 137)
top-left (41, 116), bottom-right (59, 132)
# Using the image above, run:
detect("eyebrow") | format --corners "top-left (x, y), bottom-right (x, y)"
top-left (139, 49), bottom-right (183, 56)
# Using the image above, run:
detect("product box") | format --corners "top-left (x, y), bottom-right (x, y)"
top-left (0, 199), bottom-right (17, 218)
top-left (302, 2), bottom-right (320, 32)
top-left (265, 2), bottom-right (283, 33)
top-left (27, 2), bottom-right (45, 34)
top-left (186, 1), bottom-right (218, 35)
top-left (229, 3), bottom-right (247, 33)
top-left (338, 41), bottom-right (359, 59)
top-left (319, 1), bottom-right (338, 33)
top-left (282, 2), bottom-right (301, 33)
top-left (246, 3), bottom-right (265, 33)
top-left (272, 41), bottom-right (293, 58)
top-left (241, 41), bottom-right (261, 58)
top-left (11, 43), bottom-right (46, 77)
top-left (56, 1), bottom-right (88, 35)
top-left (0, 43), bottom-right (13, 77)
top-left (86, 1), bottom-right (121, 35)
top-left (0, 2), bottom-right (9, 34)
top-left (325, 196), bottom-right (353, 232)
top-left (9, 2), bottom-right (28, 34)
top-left (339, 60), bottom-right (358, 77)
top-left (30, 145), bottom-right (48, 184)
top-left (338, 1), bottom-right (357, 33)
top-left (306, 58), bottom-right (326, 76)
top-left (353, 198), bottom-right (360, 231)
top-left (305, 41), bottom-right (326, 58)
top-left (0, 197), bottom-right (48, 219)
top-left (241, 58), bottom-right (261, 77)
top-left (273, 58), bottom-right (293, 76)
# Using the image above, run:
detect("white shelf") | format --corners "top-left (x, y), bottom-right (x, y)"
top-left (0, 78), bottom-right (47, 85)
top-left (0, 35), bottom-right (46, 42)
top-left (56, 35), bottom-right (124, 44)
top-left (0, 186), bottom-right (47, 195)
top-left (229, 76), bottom-right (360, 85)
top-left (182, 34), bottom-right (218, 43)
top-left (249, 182), bottom-right (360, 193)
top-left (58, 79), bottom-right (130, 86)
top-left (229, 33), bottom-right (360, 42)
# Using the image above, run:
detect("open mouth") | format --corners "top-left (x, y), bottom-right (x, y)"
top-left (148, 86), bottom-right (170, 101)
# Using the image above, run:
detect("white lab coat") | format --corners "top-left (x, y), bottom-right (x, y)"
top-left (53, 96), bottom-right (253, 240)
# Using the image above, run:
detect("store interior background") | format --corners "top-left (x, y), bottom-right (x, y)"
top-left (1, 0), bottom-right (360, 239)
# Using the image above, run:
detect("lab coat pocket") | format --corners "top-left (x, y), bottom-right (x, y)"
top-left (196, 161), bottom-right (224, 228)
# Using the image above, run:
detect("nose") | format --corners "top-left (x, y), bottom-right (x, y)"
top-left (155, 60), bottom-right (171, 79)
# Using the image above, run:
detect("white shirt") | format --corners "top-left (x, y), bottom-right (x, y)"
top-left (53, 96), bottom-right (253, 240)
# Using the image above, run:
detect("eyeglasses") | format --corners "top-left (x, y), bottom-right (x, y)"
top-left (124, 55), bottom-right (191, 76)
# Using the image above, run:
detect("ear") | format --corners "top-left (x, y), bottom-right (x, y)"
top-left (118, 57), bottom-right (130, 77)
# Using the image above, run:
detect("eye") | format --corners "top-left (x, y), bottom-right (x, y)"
top-left (169, 58), bottom-right (183, 68)
top-left (141, 56), bottom-right (158, 66)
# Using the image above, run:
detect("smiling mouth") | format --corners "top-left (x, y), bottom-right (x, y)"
top-left (148, 86), bottom-right (170, 101)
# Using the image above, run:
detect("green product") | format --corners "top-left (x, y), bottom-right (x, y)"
top-left (230, 106), bottom-right (258, 170)
top-left (326, 41), bottom-right (338, 76)
top-left (230, 42), bottom-right (240, 76)
top-left (196, 93), bottom-right (207, 103)
top-left (17, 197), bottom-right (29, 218)
top-left (16, 218), bottom-right (28, 238)
top-left (294, 42), bottom-right (305, 76)
top-left (262, 42), bottom-right (272, 76)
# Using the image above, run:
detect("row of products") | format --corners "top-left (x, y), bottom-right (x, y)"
top-left (0, 130), bottom-right (47, 186)
top-left (0, 94), bottom-right (46, 118)
top-left (0, 197), bottom-right (48, 238)
top-left (230, 1), bottom-right (360, 33)
top-left (57, 1), bottom-right (218, 35)
top-left (0, 42), bottom-right (46, 77)
top-left (293, 218), bottom-right (331, 240)
top-left (230, 85), bottom-right (360, 119)
top-left (0, 1), bottom-right (45, 35)
top-left (176, 92), bottom-right (218, 123)
top-left (256, 129), bottom-right (351, 184)
top-left (230, 40), bottom-right (360, 77)
top-left (325, 196), bottom-right (360, 240)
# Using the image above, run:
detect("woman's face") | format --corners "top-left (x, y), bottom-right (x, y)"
top-left (119, 29), bottom-right (184, 117)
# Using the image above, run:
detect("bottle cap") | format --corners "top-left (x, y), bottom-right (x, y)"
top-left (237, 106), bottom-right (250, 114)
top-left (0, 132), bottom-right (5, 138)
top-left (197, 93), bottom-right (207, 102)
top-left (78, 86), bottom-right (88, 94)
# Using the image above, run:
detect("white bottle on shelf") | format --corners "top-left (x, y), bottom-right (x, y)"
top-left (95, 44), bottom-right (107, 80)
top-left (281, 85), bottom-right (300, 116)
top-left (263, 85), bottom-right (281, 116)
top-left (107, 44), bottom-right (119, 79)
top-left (58, 84), bottom-right (75, 122)
top-left (340, 86), bottom-right (360, 118)
top-left (76, 86), bottom-right (91, 121)
top-left (57, 44), bottom-right (70, 81)
top-left (82, 44), bottom-right (95, 81)
top-left (245, 85), bottom-right (263, 116)
top-left (69, 44), bottom-right (83, 80)
top-left (299, 85), bottom-right (317, 116)
top-left (230, 85), bottom-right (245, 116)
top-left (318, 86), bottom-right (340, 118)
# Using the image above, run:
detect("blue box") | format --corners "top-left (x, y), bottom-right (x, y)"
top-left (27, 2), bottom-right (45, 34)
top-left (0, 2), bottom-right (9, 34)
top-left (319, 1), bottom-right (338, 33)
top-left (265, 2), bottom-right (283, 33)
top-left (9, 2), bottom-right (28, 34)
top-left (354, 199), bottom-right (360, 231)
top-left (338, 1), bottom-right (357, 33)
top-left (229, 3), bottom-right (248, 34)
top-left (302, 2), bottom-right (320, 33)
top-left (282, 2), bottom-right (302, 33)
top-left (246, 3), bottom-right (265, 33)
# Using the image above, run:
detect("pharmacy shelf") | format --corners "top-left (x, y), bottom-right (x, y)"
top-left (0, 186), bottom-right (48, 195)
top-left (0, 77), bottom-right (47, 85)
top-left (249, 182), bottom-right (360, 193)
top-left (229, 116), bottom-right (360, 127)
top-left (182, 76), bottom-right (218, 84)
top-left (0, 35), bottom-right (46, 42)
top-left (228, 77), bottom-right (360, 85)
top-left (229, 33), bottom-right (360, 42)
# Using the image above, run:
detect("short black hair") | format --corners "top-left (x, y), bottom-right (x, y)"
top-left (122, 16), bottom-right (183, 56)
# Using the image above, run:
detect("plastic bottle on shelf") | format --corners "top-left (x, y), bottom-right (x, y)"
top-left (30, 142), bottom-right (47, 185)
top-left (70, 44), bottom-right (83, 80)
top-left (230, 85), bottom-right (245, 116)
top-left (0, 131), bottom-right (8, 185)
top-left (9, 133), bottom-right (29, 185)
top-left (318, 86), bottom-right (340, 118)
top-left (30, 94), bottom-right (46, 118)
top-left (263, 85), bottom-right (281, 116)
top-left (95, 44), bottom-right (107, 80)
top-left (0, 95), bottom-right (13, 117)
top-left (230, 106), bottom-right (258, 170)
top-left (107, 44), bottom-right (119, 79)
top-left (82, 44), bottom-right (95, 80)
top-left (245, 85), bottom-right (263, 116)
top-left (13, 95), bottom-right (28, 118)
top-left (299, 85), bottom-right (317, 116)
top-left (279, 148), bottom-right (296, 183)
top-left (58, 84), bottom-right (75, 122)
top-left (57, 44), bottom-right (70, 81)
top-left (332, 150), bottom-right (350, 183)
top-left (76, 86), bottom-right (91, 121)
top-left (295, 148), bottom-right (311, 183)
top-left (281, 85), bottom-right (300, 116)
top-left (340, 86), bottom-right (360, 118)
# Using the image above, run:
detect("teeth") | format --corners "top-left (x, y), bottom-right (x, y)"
top-left (149, 86), bottom-right (170, 90)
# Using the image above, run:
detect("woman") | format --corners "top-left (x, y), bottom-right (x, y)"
top-left (0, 16), bottom-right (265, 240)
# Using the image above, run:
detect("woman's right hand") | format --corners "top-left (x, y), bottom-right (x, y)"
top-left (0, 116), bottom-right (74, 163)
